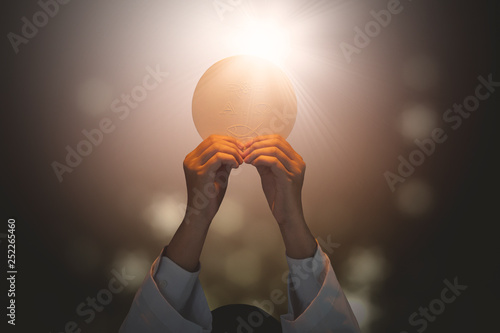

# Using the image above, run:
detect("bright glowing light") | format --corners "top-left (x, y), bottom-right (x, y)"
top-left (228, 21), bottom-right (291, 66)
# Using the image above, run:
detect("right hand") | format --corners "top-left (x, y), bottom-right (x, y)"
top-left (183, 135), bottom-right (244, 225)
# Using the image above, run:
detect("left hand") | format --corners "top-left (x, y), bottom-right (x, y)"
top-left (242, 135), bottom-right (306, 226)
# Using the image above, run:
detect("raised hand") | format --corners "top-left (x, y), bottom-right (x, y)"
top-left (242, 135), bottom-right (316, 259)
top-left (242, 135), bottom-right (305, 225)
top-left (183, 135), bottom-right (244, 225)
top-left (166, 135), bottom-right (243, 271)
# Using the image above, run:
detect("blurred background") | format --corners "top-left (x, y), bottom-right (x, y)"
top-left (1, 0), bottom-right (499, 331)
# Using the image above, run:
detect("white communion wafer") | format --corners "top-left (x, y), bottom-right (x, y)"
top-left (192, 55), bottom-right (297, 141)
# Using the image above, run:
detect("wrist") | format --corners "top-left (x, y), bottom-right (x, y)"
top-left (274, 199), bottom-right (305, 226)
top-left (165, 215), bottom-right (211, 272)
top-left (279, 217), bottom-right (317, 259)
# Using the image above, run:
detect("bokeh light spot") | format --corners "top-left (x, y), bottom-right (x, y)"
top-left (113, 250), bottom-right (151, 290)
top-left (397, 179), bottom-right (434, 216)
top-left (211, 198), bottom-right (245, 235)
top-left (344, 247), bottom-right (389, 288)
top-left (399, 104), bottom-right (438, 140)
top-left (347, 295), bottom-right (369, 327)
top-left (143, 194), bottom-right (185, 240)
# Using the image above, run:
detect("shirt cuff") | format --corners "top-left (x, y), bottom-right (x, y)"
top-left (285, 241), bottom-right (328, 319)
top-left (153, 248), bottom-right (201, 311)
top-left (285, 242), bottom-right (327, 281)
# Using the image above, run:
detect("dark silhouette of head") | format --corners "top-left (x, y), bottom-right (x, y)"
top-left (211, 304), bottom-right (282, 333)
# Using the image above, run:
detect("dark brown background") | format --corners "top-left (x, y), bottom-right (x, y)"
top-left (1, 0), bottom-right (499, 332)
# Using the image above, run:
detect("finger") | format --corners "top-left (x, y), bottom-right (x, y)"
top-left (198, 142), bottom-right (244, 165)
top-left (204, 152), bottom-right (240, 174)
top-left (243, 135), bottom-right (299, 161)
top-left (196, 135), bottom-right (244, 154)
top-left (250, 155), bottom-right (291, 179)
top-left (244, 146), bottom-right (295, 172)
top-left (244, 134), bottom-right (288, 148)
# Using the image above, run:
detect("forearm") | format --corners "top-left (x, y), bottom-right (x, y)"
top-left (165, 215), bottom-right (211, 272)
top-left (279, 215), bottom-right (317, 259)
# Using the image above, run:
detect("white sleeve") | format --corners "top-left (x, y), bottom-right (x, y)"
top-left (119, 248), bottom-right (212, 333)
top-left (280, 243), bottom-right (361, 333)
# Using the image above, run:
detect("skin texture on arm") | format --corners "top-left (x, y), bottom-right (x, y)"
top-left (165, 135), bottom-right (244, 272)
top-left (166, 134), bottom-right (315, 271)
top-left (122, 134), bottom-right (359, 332)
top-left (242, 135), bottom-right (317, 259)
